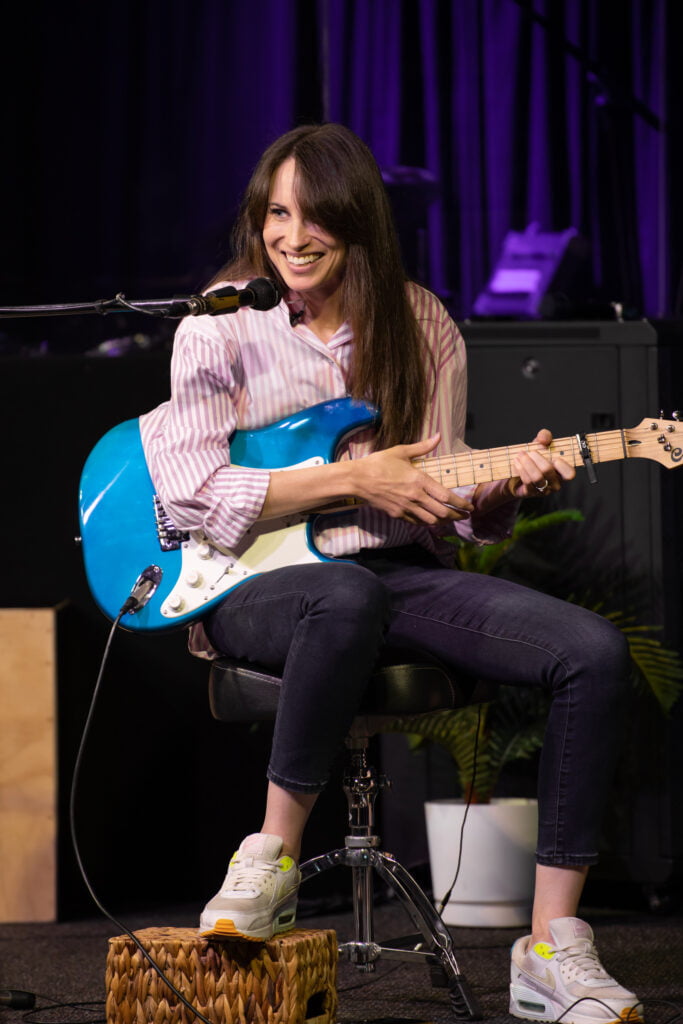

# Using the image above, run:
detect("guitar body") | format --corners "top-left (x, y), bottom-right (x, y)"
top-left (78, 398), bottom-right (378, 632)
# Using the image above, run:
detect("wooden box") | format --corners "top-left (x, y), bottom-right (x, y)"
top-left (0, 608), bottom-right (57, 922)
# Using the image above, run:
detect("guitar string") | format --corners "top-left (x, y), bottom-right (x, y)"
top-left (416, 430), bottom-right (668, 485)
top-left (324, 429), bottom-right (673, 509)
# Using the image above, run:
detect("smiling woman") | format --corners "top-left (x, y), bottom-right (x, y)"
top-left (262, 158), bottom-right (347, 341)
top-left (207, 122), bottom-right (431, 451)
top-left (136, 122), bottom-right (642, 1023)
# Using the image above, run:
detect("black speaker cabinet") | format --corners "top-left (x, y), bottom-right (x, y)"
top-left (459, 319), bottom-right (683, 902)
top-left (460, 320), bottom-right (665, 619)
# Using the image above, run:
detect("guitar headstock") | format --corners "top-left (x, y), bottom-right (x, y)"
top-left (626, 413), bottom-right (683, 468)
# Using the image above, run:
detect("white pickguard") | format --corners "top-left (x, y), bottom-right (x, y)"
top-left (160, 457), bottom-right (325, 620)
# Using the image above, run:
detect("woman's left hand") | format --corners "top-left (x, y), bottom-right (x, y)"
top-left (506, 428), bottom-right (576, 499)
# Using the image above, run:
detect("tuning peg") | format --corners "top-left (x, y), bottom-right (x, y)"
top-left (673, 411), bottom-right (681, 421)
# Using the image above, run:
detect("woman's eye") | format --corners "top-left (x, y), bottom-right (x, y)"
top-left (269, 206), bottom-right (287, 218)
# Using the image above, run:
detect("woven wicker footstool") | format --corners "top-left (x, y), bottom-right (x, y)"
top-left (105, 926), bottom-right (338, 1024)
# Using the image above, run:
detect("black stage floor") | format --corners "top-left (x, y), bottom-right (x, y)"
top-left (1, 897), bottom-right (681, 1024)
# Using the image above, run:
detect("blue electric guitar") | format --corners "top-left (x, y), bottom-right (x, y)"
top-left (78, 398), bottom-right (682, 633)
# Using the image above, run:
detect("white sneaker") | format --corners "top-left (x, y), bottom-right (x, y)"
top-left (510, 917), bottom-right (643, 1024)
top-left (199, 833), bottom-right (301, 941)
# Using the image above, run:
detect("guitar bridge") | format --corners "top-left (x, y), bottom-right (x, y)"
top-left (153, 494), bottom-right (189, 551)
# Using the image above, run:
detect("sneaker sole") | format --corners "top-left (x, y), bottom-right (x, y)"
top-left (199, 904), bottom-right (298, 943)
top-left (200, 918), bottom-right (270, 942)
top-left (510, 984), bottom-right (644, 1024)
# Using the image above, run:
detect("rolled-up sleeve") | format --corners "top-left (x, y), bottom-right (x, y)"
top-left (139, 327), bottom-right (270, 550)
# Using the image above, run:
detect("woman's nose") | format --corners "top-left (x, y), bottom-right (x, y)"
top-left (285, 217), bottom-right (311, 249)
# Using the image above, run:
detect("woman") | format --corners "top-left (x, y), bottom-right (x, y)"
top-left (140, 123), bottom-right (641, 1024)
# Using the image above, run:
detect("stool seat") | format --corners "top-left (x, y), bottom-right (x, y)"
top-left (209, 649), bottom-right (494, 723)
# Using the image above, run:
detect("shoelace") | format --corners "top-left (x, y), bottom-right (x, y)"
top-left (555, 943), bottom-right (615, 984)
top-left (221, 855), bottom-right (279, 893)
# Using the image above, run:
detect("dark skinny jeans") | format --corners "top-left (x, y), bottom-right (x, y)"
top-left (204, 546), bottom-right (630, 866)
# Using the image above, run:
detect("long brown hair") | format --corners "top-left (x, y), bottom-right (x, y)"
top-left (209, 123), bottom-right (430, 448)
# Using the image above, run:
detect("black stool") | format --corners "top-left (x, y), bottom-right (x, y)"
top-left (208, 650), bottom-right (491, 1021)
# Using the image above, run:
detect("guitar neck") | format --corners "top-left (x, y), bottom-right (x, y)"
top-left (317, 415), bottom-right (680, 514)
top-left (415, 429), bottom-right (627, 488)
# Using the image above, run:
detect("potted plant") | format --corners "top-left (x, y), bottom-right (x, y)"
top-left (382, 509), bottom-right (683, 927)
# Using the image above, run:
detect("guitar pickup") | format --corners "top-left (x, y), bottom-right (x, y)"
top-left (153, 494), bottom-right (190, 551)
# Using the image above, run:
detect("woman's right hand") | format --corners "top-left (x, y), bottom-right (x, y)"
top-left (351, 435), bottom-right (474, 525)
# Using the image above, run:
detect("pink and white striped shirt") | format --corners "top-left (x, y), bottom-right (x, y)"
top-left (139, 281), bottom-right (516, 656)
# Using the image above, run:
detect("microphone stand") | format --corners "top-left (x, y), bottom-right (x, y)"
top-left (0, 294), bottom-right (197, 320)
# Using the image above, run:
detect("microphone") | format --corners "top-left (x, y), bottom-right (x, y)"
top-left (181, 277), bottom-right (281, 318)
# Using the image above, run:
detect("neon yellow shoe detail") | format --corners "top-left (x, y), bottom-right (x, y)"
top-left (510, 917), bottom-right (643, 1024)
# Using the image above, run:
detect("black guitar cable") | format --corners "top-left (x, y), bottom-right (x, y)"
top-left (411, 701), bottom-right (482, 958)
top-left (434, 701), bottom-right (482, 917)
top-left (68, 587), bottom-right (214, 1024)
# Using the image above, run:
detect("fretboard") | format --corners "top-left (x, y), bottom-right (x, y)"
top-left (414, 429), bottom-right (627, 488)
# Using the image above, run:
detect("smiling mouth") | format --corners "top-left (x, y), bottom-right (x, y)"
top-left (285, 252), bottom-right (323, 266)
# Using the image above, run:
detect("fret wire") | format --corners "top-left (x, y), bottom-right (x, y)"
top-left (551, 437), bottom-right (573, 461)
top-left (599, 432), bottom-right (622, 460)
top-left (570, 434), bottom-right (580, 468)
top-left (423, 430), bottom-right (635, 485)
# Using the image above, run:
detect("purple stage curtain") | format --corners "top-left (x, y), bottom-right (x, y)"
top-left (322, 0), bottom-right (669, 318)
top-left (0, 0), bottom-right (674, 335)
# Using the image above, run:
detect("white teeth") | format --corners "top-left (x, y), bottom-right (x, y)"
top-left (286, 253), bottom-right (322, 265)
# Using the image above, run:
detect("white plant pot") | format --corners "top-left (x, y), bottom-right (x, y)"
top-left (424, 797), bottom-right (538, 928)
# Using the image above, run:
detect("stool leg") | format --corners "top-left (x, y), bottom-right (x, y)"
top-left (351, 856), bottom-right (375, 953)
top-left (300, 739), bottom-right (483, 1020)
top-left (369, 848), bottom-right (482, 1020)
top-left (344, 743), bottom-right (383, 961)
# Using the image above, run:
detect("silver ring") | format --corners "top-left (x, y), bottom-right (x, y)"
top-left (535, 478), bottom-right (549, 494)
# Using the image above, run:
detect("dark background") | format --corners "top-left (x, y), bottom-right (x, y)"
top-left (0, 0), bottom-right (679, 329)
top-left (1, 0), bottom-right (682, 918)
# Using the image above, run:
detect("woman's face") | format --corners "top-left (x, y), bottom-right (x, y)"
top-left (262, 157), bottom-right (347, 303)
